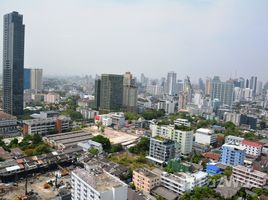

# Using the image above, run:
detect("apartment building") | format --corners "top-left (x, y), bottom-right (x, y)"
top-left (232, 165), bottom-right (267, 188)
top-left (195, 128), bottom-right (216, 145)
top-left (146, 137), bottom-right (175, 165)
top-left (150, 125), bottom-right (193, 155)
top-left (23, 116), bottom-right (71, 135)
top-left (132, 168), bottom-right (160, 193)
top-left (71, 168), bottom-right (128, 200)
top-left (241, 140), bottom-right (263, 157)
top-left (0, 111), bottom-right (19, 137)
top-left (174, 118), bottom-right (191, 127)
top-left (220, 144), bottom-right (246, 166)
top-left (160, 171), bottom-right (208, 195)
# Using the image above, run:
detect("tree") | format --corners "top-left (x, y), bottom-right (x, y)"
top-left (88, 147), bottom-right (99, 155)
top-left (129, 137), bottom-right (150, 155)
top-left (8, 138), bottom-right (19, 148)
top-left (224, 166), bottom-right (233, 179)
top-left (32, 134), bottom-right (42, 145)
top-left (259, 120), bottom-right (266, 130)
top-left (110, 144), bottom-right (123, 153)
top-left (33, 144), bottom-right (50, 155)
top-left (91, 135), bottom-right (111, 152)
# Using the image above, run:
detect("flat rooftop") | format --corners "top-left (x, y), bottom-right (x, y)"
top-left (73, 168), bottom-right (125, 192)
top-left (134, 168), bottom-right (158, 178)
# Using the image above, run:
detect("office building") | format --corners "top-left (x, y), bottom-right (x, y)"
top-left (166, 72), bottom-right (177, 96)
top-left (146, 137), bottom-right (175, 165)
top-left (94, 78), bottom-right (101, 109)
top-left (71, 168), bottom-right (128, 200)
top-left (240, 114), bottom-right (257, 130)
top-left (209, 76), bottom-right (234, 106)
top-left (0, 111), bottom-right (19, 137)
top-left (30, 68), bottom-right (43, 90)
top-left (122, 72), bottom-right (137, 112)
top-left (250, 76), bottom-right (257, 96)
top-left (220, 144), bottom-right (246, 166)
top-left (24, 68), bottom-right (31, 90)
top-left (3, 11), bottom-right (25, 116)
top-left (132, 168), bottom-right (161, 193)
top-left (241, 140), bottom-right (263, 157)
top-left (99, 74), bottom-right (124, 112)
top-left (232, 165), bottom-right (267, 188)
top-left (195, 128), bottom-right (216, 146)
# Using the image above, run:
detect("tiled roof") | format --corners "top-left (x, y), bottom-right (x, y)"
top-left (242, 140), bottom-right (263, 148)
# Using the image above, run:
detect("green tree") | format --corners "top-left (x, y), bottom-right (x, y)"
top-left (8, 138), bottom-right (19, 148)
top-left (260, 120), bottom-right (266, 130)
top-left (110, 144), bottom-right (123, 153)
top-left (91, 135), bottom-right (111, 152)
top-left (129, 137), bottom-right (150, 155)
top-left (88, 147), bottom-right (99, 155)
top-left (32, 134), bottom-right (42, 145)
top-left (224, 166), bottom-right (233, 179)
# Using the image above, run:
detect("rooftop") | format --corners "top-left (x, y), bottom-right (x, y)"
top-left (0, 111), bottom-right (16, 120)
top-left (72, 168), bottom-right (126, 192)
top-left (241, 140), bottom-right (264, 148)
top-left (234, 165), bottom-right (267, 177)
top-left (222, 143), bottom-right (246, 151)
top-left (134, 168), bottom-right (158, 178)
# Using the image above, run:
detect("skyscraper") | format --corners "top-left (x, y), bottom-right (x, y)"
top-left (99, 74), bottom-right (124, 112)
top-left (30, 68), bottom-right (43, 90)
top-left (250, 76), bottom-right (257, 95)
top-left (123, 72), bottom-right (137, 112)
top-left (24, 68), bottom-right (31, 90)
top-left (3, 12), bottom-right (25, 116)
top-left (166, 71), bottom-right (177, 96)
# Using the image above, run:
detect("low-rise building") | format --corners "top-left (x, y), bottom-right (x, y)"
top-left (232, 165), bottom-right (267, 188)
top-left (241, 140), bottom-right (263, 157)
top-left (132, 168), bottom-right (160, 193)
top-left (174, 118), bottom-right (191, 127)
top-left (23, 116), bottom-right (72, 136)
top-left (78, 140), bottom-right (103, 153)
top-left (160, 171), bottom-right (208, 195)
top-left (71, 168), bottom-right (128, 200)
top-left (0, 111), bottom-right (19, 137)
top-left (95, 112), bottom-right (125, 129)
top-left (195, 128), bottom-right (216, 146)
top-left (225, 135), bottom-right (244, 146)
top-left (206, 163), bottom-right (222, 175)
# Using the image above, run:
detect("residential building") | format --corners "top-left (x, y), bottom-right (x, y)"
top-left (122, 72), bottom-right (137, 112)
top-left (209, 76), bottom-right (234, 106)
top-left (160, 171), bottom-right (208, 195)
top-left (99, 74), bottom-right (124, 112)
top-left (23, 116), bottom-right (72, 136)
top-left (77, 108), bottom-right (98, 120)
top-left (3, 11), bottom-right (25, 116)
top-left (146, 137), bottom-right (175, 165)
top-left (195, 128), bottom-right (216, 146)
top-left (232, 165), bottom-right (267, 188)
top-left (224, 112), bottom-right (241, 126)
top-left (71, 168), bottom-right (128, 200)
top-left (44, 92), bottom-right (60, 104)
top-left (225, 135), bottom-right (244, 146)
top-left (151, 125), bottom-right (193, 155)
top-left (0, 111), bottom-right (19, 137)
top-left (220, 144), bottom-right (246, 166)
top-left (30, 68), bottom-right (43, 90)
top-left (241, 140), bottom-right (263, 157)
top-left (132, 168), bottom-right (161, 193)
top-left (95, 112), bottom-right (125, 129)
top-left (166, 71), bottom-right (177, 96)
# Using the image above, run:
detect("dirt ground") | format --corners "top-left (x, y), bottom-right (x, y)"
top-left (1, 172), bottom-right (71, 200)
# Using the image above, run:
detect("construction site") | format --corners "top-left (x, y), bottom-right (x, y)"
top-left (0, 166), bottom-right (72, 200)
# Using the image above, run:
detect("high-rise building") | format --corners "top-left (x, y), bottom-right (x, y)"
top-left (30, 68), bottom-right (43, 90)
top-left (250, 76), bottom-right (257, 95)
top-left (24, 68), bottom-right (31, 90)
top-left (94, 78), bottom-right (101, 109)
top-left (166, 71), bottom-right (177, 96)
top-left (99, 74), bottom-right (123, 112)
top-left (123, 72), bottom-right (137, 112)
top-left (3, 11), bottom-right (25, 116)
top-left (209, 76), bottom-right (234, 106)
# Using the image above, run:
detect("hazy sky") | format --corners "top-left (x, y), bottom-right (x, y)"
top-left (1, 0), bottom-right (268, 81)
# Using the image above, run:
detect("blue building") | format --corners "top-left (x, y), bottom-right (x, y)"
top-left (220, 144), bottom-right (246, 166)
top-left (24, 68), bottom-right (31, 89)
top-left (206, 164), bottom-right (222, 175)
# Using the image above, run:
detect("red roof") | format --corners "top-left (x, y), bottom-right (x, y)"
top-left (202, 152), bottom-right (220, 161)
top-left (242, 140), bottom-right (263, 148)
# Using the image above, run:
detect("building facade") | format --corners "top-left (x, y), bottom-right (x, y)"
top-left (71, 168), bottom-right (128, 200)
top-left (241, 140), bottom-right (263, 157)
top-left (122, 72), bottom-right (137, 112)
top-left (0, 111), bottom-right (19, 137)
top-left (220, 144), bottom-right (246, 166)
top-left (30, 68), bottom-right (43, 90)
top-left (232, 165), bottom-right (267, 188)
top-left (132, 168), bottom-right (161, 193)
top-left (195, 128), bottom-right (216, 146)
top-left (146, 137), bottom-right (175, 165)
top-left (3, 11), bottom-right (25, 116)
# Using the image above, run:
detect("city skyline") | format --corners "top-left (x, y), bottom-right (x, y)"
top-left (0, 0), bottom-right (268, 81)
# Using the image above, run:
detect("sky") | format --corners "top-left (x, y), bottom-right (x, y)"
top-left (0, 0), bottom-right (268, 82)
